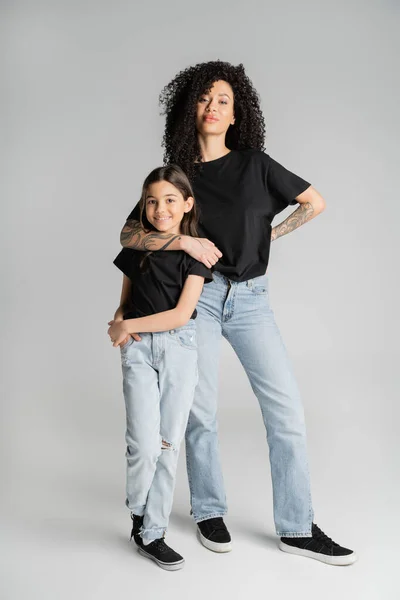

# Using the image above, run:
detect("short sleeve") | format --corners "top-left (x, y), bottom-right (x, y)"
top-left (187, 258), bottom-right (213, 284)
top-left (266, 155), bottom-right (311, 216)
top-left (126, 203), bottom-right (140, 221)
top-left (113, 248), bottom-right (135, 278)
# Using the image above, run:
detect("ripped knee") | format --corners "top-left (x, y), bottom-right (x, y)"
top-left (161, 438), bottom-right (176, 451)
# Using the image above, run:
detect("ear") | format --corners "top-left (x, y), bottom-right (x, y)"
top-left (231, 114), bottom-right (235, 125)
top-left (184, 196), bottom-right (194, 212)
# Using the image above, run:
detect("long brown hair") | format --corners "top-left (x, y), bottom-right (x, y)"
top-left (137, 165), bottom-right (199, 270)
top-left (138, 164), bottom-right (199, 237)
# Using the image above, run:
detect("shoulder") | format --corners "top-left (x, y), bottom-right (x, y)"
top-left (113, 247), bottom-right (141, 265)
top-left (230, 149), bottom-right (271, 180)
top-left (185, 254), bottom-right (213, 283)
top-left (234, 148), bottom-right (271, 168)
top-left (113, 247), bottom-right (142, 277)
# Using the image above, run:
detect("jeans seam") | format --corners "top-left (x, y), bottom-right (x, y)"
top-left (185, 412), bottom-right (194, 514)
top-left (277, 531), bottom-right (312, 538)
top-left (194, 512), bottom-right (227, 524)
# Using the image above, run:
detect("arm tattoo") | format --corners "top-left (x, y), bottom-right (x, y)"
top-left (271, 202), bottom-right (314, 241)
top-left (120, 219), bottom-right (181, 251)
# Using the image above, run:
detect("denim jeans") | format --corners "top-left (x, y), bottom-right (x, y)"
top-left (185, 272), bottom-right (314, 537)
top-left (121, 321), bottom-right (198, 544)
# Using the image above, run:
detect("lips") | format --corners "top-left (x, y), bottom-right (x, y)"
top-left (204, 116), bottom-right (219, 122)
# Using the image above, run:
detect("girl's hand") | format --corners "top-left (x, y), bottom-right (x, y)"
top-left (108, 320), bottom-right (128, 347)
top-left (107, 320), bottom-right (141, 346)
top-left (180, 236), bottom-right (222, 268)
top-left (119, 334), bottom-right (132, 348)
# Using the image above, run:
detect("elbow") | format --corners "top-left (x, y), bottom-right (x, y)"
top-left (309, 187), bottom-right (326, 216)
top-left (315, 196), bottom-right (326, 215)
top-left (298, 186), bottom-right (326, 216)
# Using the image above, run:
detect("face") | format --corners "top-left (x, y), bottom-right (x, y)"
top-left (144, 180), bottom-right (193, 234)
top-left (196, 80), bottom-right (235, 138)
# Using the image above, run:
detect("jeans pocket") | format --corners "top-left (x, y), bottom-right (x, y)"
top-left (170, 327), bottom-right (197, 350)
top-left (120, 336), bottom-right (134, 352)
top-left (247, 275), bottom-right (268, 295)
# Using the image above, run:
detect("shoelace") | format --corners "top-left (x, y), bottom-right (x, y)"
top-left (313, 524), bottom-right (339, 548)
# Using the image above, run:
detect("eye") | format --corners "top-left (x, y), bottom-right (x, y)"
top-left (147, 199), bottom-right (156, 205)
top-left (199, 97), bottom-right (208, 103)
top-left (166, 197), bottom-right (175, 203)
top-left (220, 100), bottom-right (228, 105)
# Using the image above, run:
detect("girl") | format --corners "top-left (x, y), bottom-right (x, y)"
top-left (117, 61), bottom-right (357, 566)
top-left (108, 165), bottom-right (212, 570)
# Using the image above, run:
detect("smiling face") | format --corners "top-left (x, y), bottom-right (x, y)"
top-left (144, 180), bottom-right (194, 235)
top-left (196, 79), bottom-right (235, 138)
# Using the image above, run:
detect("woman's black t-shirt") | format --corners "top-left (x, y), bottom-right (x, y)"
top-left (113, 249), bottom-right (213, 320)
top-left (124, 149), bottom-right (311, 282)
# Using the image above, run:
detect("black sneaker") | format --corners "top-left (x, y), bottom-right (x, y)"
top-left (279, 523), bottom-right (357, 566)
top-left (130, 514), bottom-right (144, 547)
top-left (197, 517), bottom-right (232, 553)
top-left (138, 538), bottom-right (185, 571)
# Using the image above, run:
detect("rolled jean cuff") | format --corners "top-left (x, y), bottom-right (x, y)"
top-left (194, 512), bottom-right (227, 524)
top-left (277, 530), bottom-right (312, 538)
top-left (141, 527), bottom-right (166, 544)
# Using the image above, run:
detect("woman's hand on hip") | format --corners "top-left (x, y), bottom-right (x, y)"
top-left (180, 236), bottom-right (222, 268)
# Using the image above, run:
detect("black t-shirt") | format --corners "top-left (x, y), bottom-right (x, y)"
top-left (113, 248), bottom-right (213, 320)
top-left (125, 149), bottom-right (311, 282)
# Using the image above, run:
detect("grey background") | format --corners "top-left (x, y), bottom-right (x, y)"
top-left (1, 1), bottom-right (399, 599)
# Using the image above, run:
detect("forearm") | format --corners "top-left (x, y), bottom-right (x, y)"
top-left (271, 202), bottom-right (315, 241)
top-left (121, 219), bottom-right (184, 251)
top-left (271, 185), bottom-right (326, 242)
top-left (124, 308), bottom-right (190, 334)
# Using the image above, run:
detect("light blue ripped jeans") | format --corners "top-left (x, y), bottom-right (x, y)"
top-left (185, 272), bottom-right (314, 537)
top-left (120, 321), bottom-right (198, 544)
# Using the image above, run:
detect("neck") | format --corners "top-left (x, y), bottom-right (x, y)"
top-left (198, 134), bottom-right (231, 163)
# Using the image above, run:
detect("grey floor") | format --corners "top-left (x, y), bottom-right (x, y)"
top-left (1, 398), bottom-right (397, 600)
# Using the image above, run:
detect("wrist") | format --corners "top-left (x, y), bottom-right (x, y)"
top-left (124, 319), bottom-right (135, 334)
top-left (178, 235), bottom-right (190, 251)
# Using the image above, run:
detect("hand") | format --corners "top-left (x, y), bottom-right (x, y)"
top-left (271, 228), bottom-right (277, 242)
top-left (119, 334), bottom-right (132, 348)
top-left (180, 236), bottom-right (222, 268)
top-left (108, 318), bottom-right (141, 342)
top-left (107, 320), bottom-right (141, 346)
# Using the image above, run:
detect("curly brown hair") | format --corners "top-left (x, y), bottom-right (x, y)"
top-left (159, 60), bottom-right (266, 181)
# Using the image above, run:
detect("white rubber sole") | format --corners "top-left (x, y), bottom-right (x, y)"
top-left (279, 541), bottom-right (358, 566)
top-left (197, 528), bottom-right (232, 553)
top-left (138, 546), bottom-right (185, 571)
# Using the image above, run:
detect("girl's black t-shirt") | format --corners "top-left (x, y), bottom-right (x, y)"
top-left (124, 149), bottom-right (311, 282)
top-left (113, 249), bottom-right (213, 320)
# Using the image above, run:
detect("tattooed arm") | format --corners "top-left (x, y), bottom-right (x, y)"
top-left (120, 219), bottom-right (183, 251)
top-left (120, 219), bottom-right (222, 268)
top-left (271, 186), bottom-right (326, 242)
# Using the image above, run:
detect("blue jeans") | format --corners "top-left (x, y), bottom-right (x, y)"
top-left (185, 272), bottom-right (314, 537)
top-left (121, 321), bottom-right (198, 544)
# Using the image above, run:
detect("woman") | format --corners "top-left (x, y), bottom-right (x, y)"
top-left (118, 61), bottom-right (357, 566)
